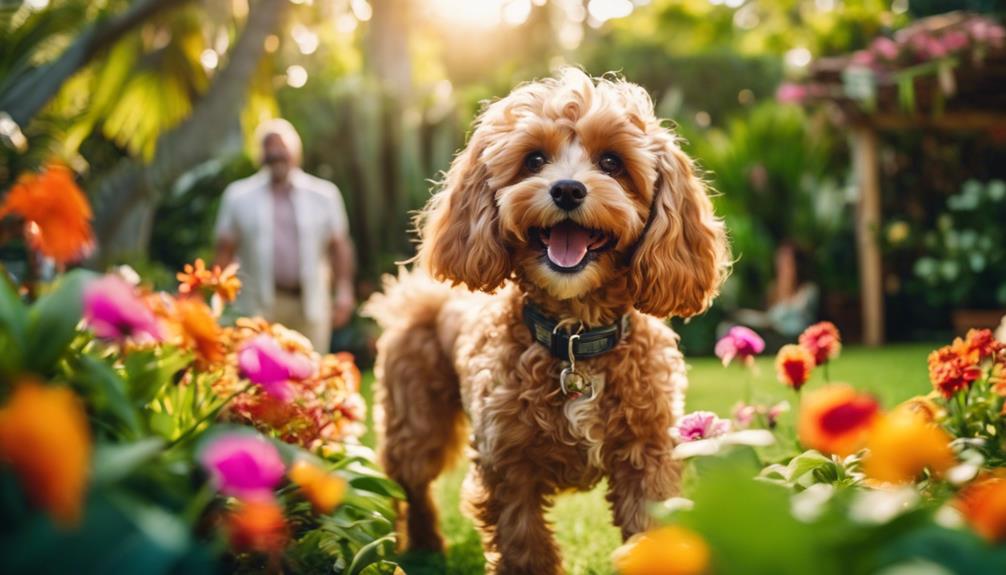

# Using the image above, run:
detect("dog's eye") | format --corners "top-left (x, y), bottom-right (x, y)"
top-left (524, 151), bottom-right (547, 174)
top-left (598, 153), bottom-right (624, 176)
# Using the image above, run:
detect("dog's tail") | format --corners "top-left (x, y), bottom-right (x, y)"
top-left (361, 267), bottom-right (456, 331)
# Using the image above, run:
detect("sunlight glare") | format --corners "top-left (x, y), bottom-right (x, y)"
top-left (427, 0), bottom-right (504, 28)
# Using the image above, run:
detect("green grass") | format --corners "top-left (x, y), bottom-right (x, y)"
top-left (359, 343), bottom-right (937, 574)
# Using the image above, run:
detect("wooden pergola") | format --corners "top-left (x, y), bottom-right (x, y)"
top-left (802, 12), bottom-right (1006, 346)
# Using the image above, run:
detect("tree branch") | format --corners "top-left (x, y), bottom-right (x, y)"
top-left (0, 0), bottom-right (192, 128)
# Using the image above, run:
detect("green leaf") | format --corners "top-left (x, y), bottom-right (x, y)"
top-left (346, 534), bottom-right (395, 575)
top-left (25, 269), bottom-right (94, 374)
top-left (91, 438), bottom-right (165, 485)
top-left (124, 347), bottom-right (190, 406)
top-left (0, 267), bottom-right (27, 376)
top-left (349, 475), bottom-right (405, 500)
top-left (74, 355), bottom-right (143, 438)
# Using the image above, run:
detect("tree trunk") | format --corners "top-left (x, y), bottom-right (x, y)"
top-left (90, 0), bottom-right (288, 263)
top-left (0, 0), bottom-right (193, 129)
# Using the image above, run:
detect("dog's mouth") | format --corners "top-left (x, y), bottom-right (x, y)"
top-left (532, 220), bottom-right (615, 274)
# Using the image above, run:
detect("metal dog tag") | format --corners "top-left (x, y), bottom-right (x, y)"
top-left (560, 367), bottom-right (595, 400)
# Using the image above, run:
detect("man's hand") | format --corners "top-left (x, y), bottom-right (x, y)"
top-left (331, 284), bottom-right (355, 329)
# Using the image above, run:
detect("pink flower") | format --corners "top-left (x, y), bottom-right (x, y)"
top-left (941, 30), bottom-right (970, 52)
top-left (82, 275), bottom-right (162, 342)
top-left (238, 335), bottom-right (314, 402)
top-left (871, 37), bottom-right (900, 61)
top-left (199, 432), bottom-right (285, 500)
top-left (672, 411), bottom-right (730, 443)
top-left (776, 82), bottom-right (808, 104)
top-left (851, 50), bottom-right (875, 66)
top-left (715, 326), bottom-right (765, 367)
top-left (732, 402), bottom-right (757, 429)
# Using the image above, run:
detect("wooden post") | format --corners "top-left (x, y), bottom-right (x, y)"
top-left (851, 126), bottom-right (885, 346)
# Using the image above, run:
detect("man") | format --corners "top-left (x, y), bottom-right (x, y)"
top-left (214, 119), bottom-right (354, 352)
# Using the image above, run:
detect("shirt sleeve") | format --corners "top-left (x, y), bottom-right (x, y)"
top-left (326, 183), bottom-right (350, 240)
top-left (214, 185), bottom-right (239, 243)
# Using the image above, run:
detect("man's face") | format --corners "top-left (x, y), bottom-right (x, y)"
top-left (262, 134), bottom-right (292, 183)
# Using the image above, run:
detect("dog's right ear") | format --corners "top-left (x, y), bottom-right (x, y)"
top-left (416, 126), bottom-right (510, 292)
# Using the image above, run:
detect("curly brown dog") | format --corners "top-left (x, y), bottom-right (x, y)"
top-left (363, 68), bottom-right (730, 575)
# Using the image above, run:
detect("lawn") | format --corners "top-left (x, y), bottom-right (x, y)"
top-left (358, 343), bottom-right (937, 575)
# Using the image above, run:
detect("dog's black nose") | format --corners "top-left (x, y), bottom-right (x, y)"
top-left (549, 180), bottom-right (586, 211)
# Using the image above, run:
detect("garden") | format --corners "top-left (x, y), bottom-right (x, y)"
top-left (3, 0), bottom-right (1006, 574)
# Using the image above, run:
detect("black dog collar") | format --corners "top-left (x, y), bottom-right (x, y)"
top-left (522, 304), bottom-right (631, 361)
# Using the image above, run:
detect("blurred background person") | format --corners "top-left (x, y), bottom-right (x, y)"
top-left (214, 119), bottom-right (355, 352)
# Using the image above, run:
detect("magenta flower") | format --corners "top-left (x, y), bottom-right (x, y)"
top-left (82, 275), bottom-right (162, 342)
top-left (671, 411), bottom-right (731, 443)
top-left (198, 432), bottom-right (285, 499)
top-left (238, 334), bottom-right (314, 402)
top-left (715, 326), bottom-right (765, 368)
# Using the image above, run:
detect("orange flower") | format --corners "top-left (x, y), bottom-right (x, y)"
top-left (962, 328), bottom-right (1003, 361)
top-left (289, 460), bottom-right (347, 514)
top-left (0, 380), bottom-right (91, 526)
top-left (928, 344), bottom-right (982, 399)
top-left (863, 410), bottom-right (955, 484)
top-left (798, 321), bottom-right (842, 366)
top-left (177, 259), bottom-right (213, 295)
top-left (227, 499), bottom-right (288, 553)
top-left (957, 477), bottom-right (1006, 543)
top-left (0, 164), bottom-right (94, 264)
top-left (177, 259), bottom-right (242, 304)
top-left (175, 297), bottom-right (225, 366)
top-left (776, 344), bottom-right (815, 391)
top-left (613, 525), bottom-right (710, 575)
top-left (798, 384), bottom-right (879, 456)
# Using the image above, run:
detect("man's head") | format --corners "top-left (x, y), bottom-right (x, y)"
top-left (255, 119), bottom-right (303, 184)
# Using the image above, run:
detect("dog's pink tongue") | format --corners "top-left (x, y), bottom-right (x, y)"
top-left (546, 221), bottom-right (590, 268)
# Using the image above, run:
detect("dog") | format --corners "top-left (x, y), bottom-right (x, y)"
top-left (363, 68), bottom-right (730, 574)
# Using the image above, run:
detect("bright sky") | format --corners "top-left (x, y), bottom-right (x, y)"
top-left (425, 0), bottom-right (646, 29)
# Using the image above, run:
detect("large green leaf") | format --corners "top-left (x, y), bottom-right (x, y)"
top-left (74, 355), bottom-right (143, 439)
top-left (0, 269), bottom-right (27, 377)
top-left (24, 269), bottom-right (94, 375)
top-left (91, 438), bottom-right (165, 486)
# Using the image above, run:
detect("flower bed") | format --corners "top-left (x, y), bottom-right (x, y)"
top-left (0, 166), bottom-right (401, 574)
top-left (617, 323), bottom-right (1006, 574)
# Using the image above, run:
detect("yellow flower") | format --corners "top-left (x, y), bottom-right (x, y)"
top-left (0, 380), bottom-right (91, 526)
top-left (613, 525), bottom-right (710, 575)
top-left (863, 410), bottom-right (955, 484)
top-left (894, 395), bottom-right (943, 423)
top-left (797, 384), bottom-right (879, 457)
top-left (0, 164), bottom-right (94, 264)
top-left (289, 460), bottom-right (347, 514)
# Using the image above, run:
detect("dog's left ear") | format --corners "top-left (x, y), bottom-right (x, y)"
top-left (629, 132), bottom-right (730, 318)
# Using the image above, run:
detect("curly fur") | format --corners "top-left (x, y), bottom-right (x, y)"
top-left (363, 69), bottom-right (730, 574)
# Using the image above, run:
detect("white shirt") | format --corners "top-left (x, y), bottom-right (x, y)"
top-left (214, 168), bottom-right (349, 324)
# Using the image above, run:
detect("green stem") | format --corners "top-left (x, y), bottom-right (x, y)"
top-left (823, 361), bottom-right (831, 383)
top-left (166, 383), bottom-right (253, 449)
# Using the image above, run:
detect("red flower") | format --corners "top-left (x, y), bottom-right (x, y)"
top-left (776, 344), bottom-right (815, 391)
top-left (798, 384), bottom-right (880, 456)
top-left (798, 321), bottom-right (842, 366)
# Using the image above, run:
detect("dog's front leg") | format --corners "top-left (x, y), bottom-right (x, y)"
top-left (604, 440), bottom-right (682, 541)
top-left (465, 463), bottom-right (562, 575)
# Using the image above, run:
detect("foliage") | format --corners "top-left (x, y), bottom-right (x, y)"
top-left (909, 179), bottom-right (1006, 309)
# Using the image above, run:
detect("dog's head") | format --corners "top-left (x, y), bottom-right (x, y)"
top-left (418, 69), bottom-right (730, 318)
